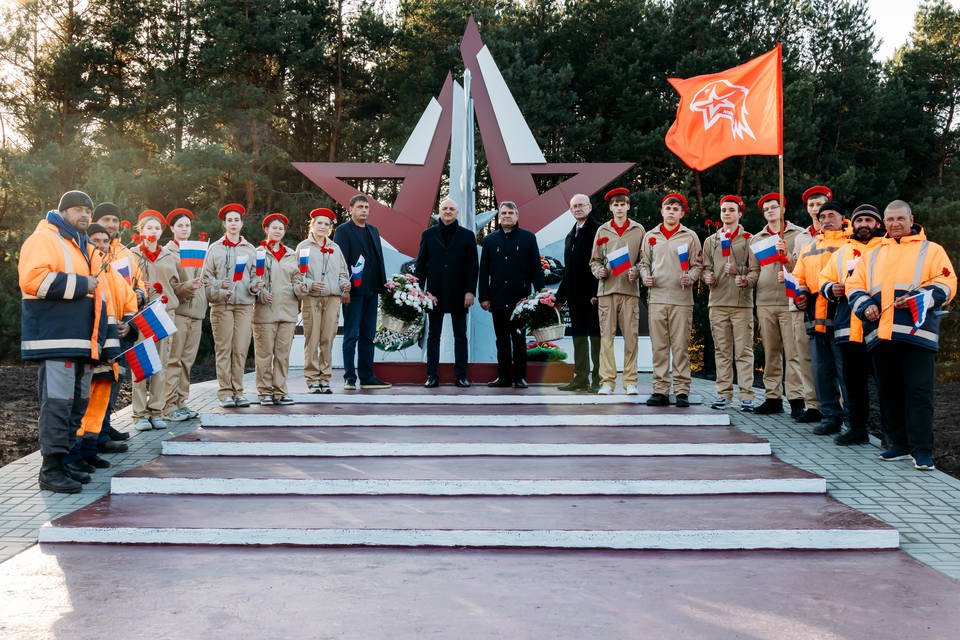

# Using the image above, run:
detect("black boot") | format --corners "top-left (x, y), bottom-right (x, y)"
top-left (834, 429), bottom-right (869, 446)
top-left (788, 398), bottom-right (805, 419)
top-left (61, 463), bottom-right (91, 484)
top-left (66, 458), bottom-right (96, 474)
top-left (105, 425), bottom-right (130, 441)
top-left (39, 454), bottom-right (82, 493)
top-left (83, 455), bottom-right (111, 469)
top-left (99, 439), bottom-right (128, 453)
top-left (754, 398), bottom-right (784, 414)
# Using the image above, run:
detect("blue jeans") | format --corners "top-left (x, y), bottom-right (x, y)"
top-left (809, 333), bottom-right (847, 426)
top-left (341, 292), bottom-right (378, 382)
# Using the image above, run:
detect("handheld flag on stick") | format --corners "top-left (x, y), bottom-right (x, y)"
top-left (119, 339), bottom-right (162, 382)
top-left (783, 267), bottom-right (800, 300)
top-left (606, 245), bottom-right (632, 276)
top-left (179, 240), bottom-right (208, 269)
top-left (677, 244), bottom-right (690, 271)
top-left (233, 255), bottom-right (248, 282)
top-left (906, 290), bottom-right (934, 334)
top-left (721, 233), bottom-right (732, 258)
top-left (111, 257), bottom-right (132, 283)
top-left (352, 255), bottom-right (366, 288)
top-left (255, 249), bottom-right (266, 277)
top-left (298, 248), bottom-right (310, 274)
top-left (750, 235), bottom-right (781, 266)
top-left (131, 299), bottom-right (178, 342)
top-left (846, 257), bottom-right (861, 277)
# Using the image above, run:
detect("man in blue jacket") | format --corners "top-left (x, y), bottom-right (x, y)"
top-left (333, 194), bottom-right (391, 390)
top-left (479, 201), bottom-right (545, 388)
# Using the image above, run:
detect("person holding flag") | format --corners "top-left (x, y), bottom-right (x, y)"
top-left (588, 188), bottom-right (645, 395)
top-left (639, 194), bottom-right (701, 407)
top-left (847, 200), bottom-right (956, 471)
top-left (750, 194), bottom-right (807, 414)
top-left (333, 194), bottom-right (390, 390)
top-left (791, 201), bottom-right (851, 436)
top-left (702, 195), bottom-right (760, 411)
top-left (92, 202), bottom-right (146, 308)
top-left (130, 210), bottom-right (184, 431)
top-left (161, 208), bottom-right (206, 423)
top-left (818, 204), bottom-right (886, 446)
top-left (296, 208), bottom-right (350, 394)
top-left (203, 203), bottom-right (261, 407)
top-left (252, 213), bottom-right (300, 405)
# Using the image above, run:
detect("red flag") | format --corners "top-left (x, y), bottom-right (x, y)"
top-left (665, 45), bottom-right (783, 171)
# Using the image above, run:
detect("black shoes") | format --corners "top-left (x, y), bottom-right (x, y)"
top-left (424, 376), bottom-right (439, 388)
top-left (834, 429), bottom-right (869, 445)
top-left (559, 378), bottom-right (589, 392)
top-left (66, 459), bottom-right (96, 474)
top-left (455, 377), bottom-right (471, 388)
top-left (796, 409), bottom-right (823, 423)
top-left (105, 425), bottom-right (130, 441)
top-left (487, 378), bottom-right (512, 388)
top-left (84, 455), bottom-right (111, 469)
top-left (513, 379), bottom-right (528, 389)
top-left (646, 393), bottom-right (669, 407)
top-left (39, 455), bottom-right (82, 493)
top-left (812, 422), bottom-right (841, 436)
top-left (359, 377), bottom-right (392, 389)
top-left (675, 394), bottom-right (690, 408)
top-left (61, 463), bottom-right (91, 484)
top-left (99, 439), bottom-right (128, 454)
top-left (754, 398), bottom-right (784, 414)
top-left (788, 399), bottom-right (805, 419)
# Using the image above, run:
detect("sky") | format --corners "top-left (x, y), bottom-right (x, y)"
top-left (868, 0), bottom-right (960, 61)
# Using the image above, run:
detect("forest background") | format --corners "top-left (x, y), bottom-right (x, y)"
top-left (0, 0), bottom-right (957, 376)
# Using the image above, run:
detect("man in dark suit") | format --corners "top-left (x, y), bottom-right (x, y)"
top-left (332, 194), bottom-right (391, 390)
top-left (415, 198), bottom-right (479, 388)
top-left (479, 201), bottom-right (545, 388)
top-left (555, 193), bottom-right (601, 391)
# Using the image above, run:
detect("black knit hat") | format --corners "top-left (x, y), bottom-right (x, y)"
top-left (93, 202), bottom-right (121, 221)
top-left (58, 190), bottom-right (94, 212)
top-left (87, 223), bottom-right (109, 237)
top-left (851, 204), bottom-right (882, 224)
top-left (817, 200), bottom-right (846, 218)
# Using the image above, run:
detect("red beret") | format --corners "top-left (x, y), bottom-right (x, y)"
top-left (604, 187), bottom-right (630, 202)
top-left (802, 185), bottom-right (832, 202)
top-left (719, 195), bottom-right (745, 211)
top-left (261, 213), bottom-right (289, 230)
top-left (218, 203), bottom-right (246, 219)
top-left (310, 208), bottom-right (336, 221)
top-left (662, 193), bottom-right (688, 212)
top-left (166, 208), bottom-right (193, 226)
top-left (757, 193), bottom-right (782, 209)
top-left (137, 209), bottom-right (166, 228)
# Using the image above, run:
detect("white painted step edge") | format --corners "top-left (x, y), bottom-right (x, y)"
top-left (109, 477), bottom-right (827, 496)
top-left (200, 414), bottom-right (732, 427)
top-left (38, 526), bottom-right (900, 550)
top-left (161, 441), bottom-right (773, 457)
top-left (271, 394), bottom-right (703, 405)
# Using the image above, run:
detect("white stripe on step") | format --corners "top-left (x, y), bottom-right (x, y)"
top-left (262, 394), bottom-right (702, 405)
top-left (200, 414), bottom-right (731, 427)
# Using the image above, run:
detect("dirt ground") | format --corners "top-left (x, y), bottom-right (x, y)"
top-left (0, 363), bottom-right (216, 468)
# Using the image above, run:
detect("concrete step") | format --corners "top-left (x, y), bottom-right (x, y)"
top-left (39, 493), bottom-right (899, 549)
top-left (162, 426), bottom-right (771, 457)
top-left (110, 455), bottom-right (825, 495)
top-left (254, 393), bottom-right (704, 405)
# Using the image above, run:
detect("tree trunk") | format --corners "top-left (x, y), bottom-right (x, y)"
top-left (329, 0), bottom-right (344, 161)
top-left (694, 171), bottom-right (704, 216)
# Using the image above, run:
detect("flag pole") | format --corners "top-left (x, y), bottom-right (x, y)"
top-left (778, 154), bottom-right (785, 238)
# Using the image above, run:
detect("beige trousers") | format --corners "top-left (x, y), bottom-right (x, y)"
top-left (597, 294), bottom-right (639, 387)
top-left (164, 314), bottom-right (203, 413)
top-left (709, 306), bottom-right (755, 402)
top-left (302, 296), bottom-right (342, 385)
top-left (253, 321), bottom-right (295, 397)
top-left (133, 311), bottom-right (174, 419)
top-left (792, 310), bottom-right (819, 408)
top-left (210, 304), bottom-right (254, 400)
top-left (756, 305), bottom-right (803, 400)
top-left (649, 303), bottom-right (693, 396)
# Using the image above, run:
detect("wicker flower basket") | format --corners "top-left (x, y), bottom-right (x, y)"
top-left (530, 308), bottom-right (565, 342)
top-left (381, 313), bottom-right (412, 333)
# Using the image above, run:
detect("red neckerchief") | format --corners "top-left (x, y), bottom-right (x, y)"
top-left (172, 239), bottom-right (180, 247)
top-left (314, 235), bottom-right (334, 254)
top-left (808, 225), bottom-right (817, 237)
top-left (140, 244), bottom-right (161, 262)
top-left (765, 225), bottom-right (782, 236)
top-left (222, 236), bottom-right (241, 248)
top-left (611, 219), bottom-right (629, 237)
top-left (267, 241), bottom-right (286, 261)
top-left (660, 223), bottom-right (680, 240)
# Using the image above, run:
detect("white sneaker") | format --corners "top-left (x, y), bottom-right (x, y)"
top-left (624, 384), bottom-right (639, 395)
top-left (134, 418), bottom-right (153, 431)
top-left (150, 417), bottom-right (168, 430)
top-left (183, 407), bottom-right (199, 419)
top-left (597, 384), bottom-right (613, 395)
top-left (218, 397), bottom-right (236, 408)
top-left (164, 408), bottom-right (189, 422)
top-left (234, 396), bottom-right (251, 407)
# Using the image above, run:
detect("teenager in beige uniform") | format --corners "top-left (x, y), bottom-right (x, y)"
top-left (162, 208), bottom-right (206, 422)
top-left (640, 193), bottom-right (702, 408)
top-left (297, 208), bottom-right (350, 394)
top-left (131, 210), bottom-right (184, 431)
top-left (751, 193), bottom-right (807, 414)
top-left (252, 213), bottom-right (300, 405)
top-left (702, 195), bottom-right (760, 411)
top-left (203, 203), bottom-right (261, 408)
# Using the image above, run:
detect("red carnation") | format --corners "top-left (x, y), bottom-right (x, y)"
top-left (944, 268), bottom-right (952, 277)
top-left (198, 232), bottom-right (208, 241)
top-left (260, 240), bottom-right (268, 246)
top-left (153, 282), bottom-right (163, 294)
top-left (853, 249), bottom-right (861, 257)
top-left (705, 218), bottom-right (713, 226)
top-left (743, 232), bottom-right (751, 239)
top-left (596, 237), bottom-right (609, 246)
top-left (147, 235), bottom-right (157, 243)
top-left (131, 233), bottom-right (141, 243)
top-left (648, 237), bottom-right (657, 246)
top-left (714, 221), bottom-right (722, 228)
top-left (160, 295), bottom-right (168, 304)
top-left (119, 220), bottom-right (131, 230)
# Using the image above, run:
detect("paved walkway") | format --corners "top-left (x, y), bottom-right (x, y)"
top-left (1, 371), bottom-right (959, 580)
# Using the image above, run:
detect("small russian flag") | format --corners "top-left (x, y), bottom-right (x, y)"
top-left (846, 257), bottom-right (861, 277)
top-left (298, 248), bottom-right (310, 274)
top-left (751, 235), bottom-right (781, 266)
top-left (255, 249), bottom-right (266, 277)
top-left (179, 240), bottom-right (208, 269)
top-left (233, 255), bottom-right (248, 282)
top-left (606, 245), bottom-right (632, 276)
top-left (906, 290), bottom-right (934, 334)
top-left (677, 243), bottom-right (690, 271)
top-left (111, 257), bottom-right (131, 283)
top-left (131, 299), bottom-right (178, 342)
top-left (352, 255), bottom-right (366, 288)
top-left (783, 268), bottom-right (801, 300)
top-left (721, 233), bottom-right (732, 258)
top-left (120, 339), bottom-right (162, 382)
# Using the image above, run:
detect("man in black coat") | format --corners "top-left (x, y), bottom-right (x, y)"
top-left (415, 198), bottom-right (479, 387)
top-left (479, 201), bottom-right (545, 388)
top-left (555, 193), bottom-right (601, 391)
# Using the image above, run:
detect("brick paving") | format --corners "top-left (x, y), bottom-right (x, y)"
top-left (1, 371), bottom-right (960, 582)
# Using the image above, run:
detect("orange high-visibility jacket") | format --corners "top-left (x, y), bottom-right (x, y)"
top-left (818, 236), bottom-right (883, 344)
top-left (791, 227), bottom-right (849, 335)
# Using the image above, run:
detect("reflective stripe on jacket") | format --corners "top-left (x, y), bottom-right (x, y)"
top-left (818, 236), bottom-right (883, 344)
top-left (792, 228), bottom-right (849, 335)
